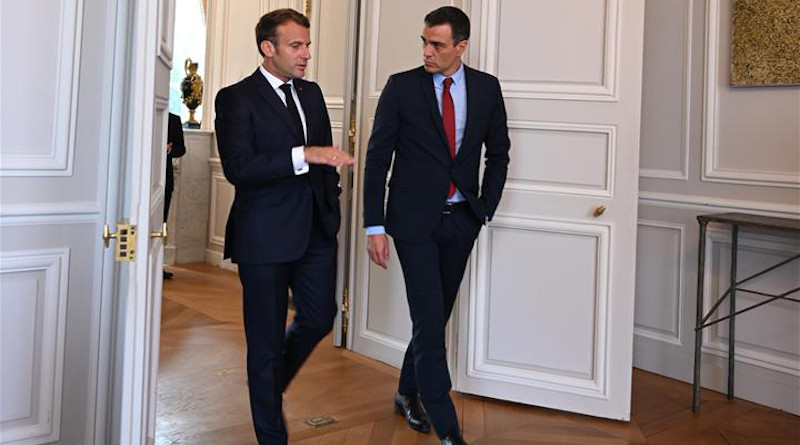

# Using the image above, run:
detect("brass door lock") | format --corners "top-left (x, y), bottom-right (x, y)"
top-left (103, 223), bottom-right (137, 261)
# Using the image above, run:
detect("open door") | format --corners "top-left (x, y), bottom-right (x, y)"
top-left (347, 0), bottom-right (644, 421)
top-left (455, 0), bottom-right (645, 420)
top-left (115, 0), bottom-right (175, 442)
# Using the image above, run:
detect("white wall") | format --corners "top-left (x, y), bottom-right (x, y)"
top-left (165, 130), bottom-right (213, 265)
top-left (634, 0), bottom-right (800, 414)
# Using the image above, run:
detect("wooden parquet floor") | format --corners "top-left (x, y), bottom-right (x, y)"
top-left (157, 263), bottom-right (800, 445)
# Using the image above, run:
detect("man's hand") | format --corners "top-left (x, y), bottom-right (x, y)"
top-left (166, 142), bottom-right (173, 154)
top-left (367, 234), bottom-right (390, 269)
top-left (304, 145), bottom-right (355, 168)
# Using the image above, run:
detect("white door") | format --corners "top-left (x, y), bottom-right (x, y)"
top-left (116, 0), bottom-right (175, 442)
top-left (347, 0), bottom-right (645, 421)
top-left (348, 0), bottom-right (469, 368)
top-left (0, 0), bottom-right (140, 443)
top-left (455, 0), bottom-right (645, 420)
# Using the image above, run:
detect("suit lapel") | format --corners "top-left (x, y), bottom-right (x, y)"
top-left (458, 66), bottom-right (480, 160)
top-left (419, 68), bottom-right (451, 163)
top-left (250, 69), bottom-right (304, 143)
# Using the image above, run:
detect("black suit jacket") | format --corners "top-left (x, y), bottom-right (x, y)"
top-left (363, 66), bottom-right (510, 242)
top-left (166, 112), bottom-right (186, 193)
top-left (215, 69), bottom-right (340, 264)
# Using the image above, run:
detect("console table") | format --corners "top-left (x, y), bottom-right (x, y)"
top-left (692, 212), bottom-right (800, 412)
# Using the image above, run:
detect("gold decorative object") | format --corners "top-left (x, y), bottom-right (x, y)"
top-left (181, 58), bottom-right (204, 128)
top-left (731, 0), bottom-right (800, 86)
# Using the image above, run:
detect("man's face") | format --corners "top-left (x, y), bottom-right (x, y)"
top-left (261, 21), bottom-right (311, 81)
top-left (421, 24), bottom-right (467, 76)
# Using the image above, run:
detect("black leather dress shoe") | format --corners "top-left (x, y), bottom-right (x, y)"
top-left (163, 270), bottom-right (173, 279)
top-left (394, 392), bottom-right (431, 433)
top-left (441, 432), bottom-right (468, 445)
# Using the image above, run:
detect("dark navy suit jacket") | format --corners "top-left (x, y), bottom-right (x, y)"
top-left (364, 65), bottom-right (510, 241)
top-left (215, 69), bottom-right (340, 263)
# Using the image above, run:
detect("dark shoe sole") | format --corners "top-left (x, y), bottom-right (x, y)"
top-left (394, 402), bottom-right (432, 433)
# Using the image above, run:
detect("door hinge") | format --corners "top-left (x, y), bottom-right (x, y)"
top-left (341, 286), bottom-right (350, 344)
top-left (103, 222), bottom-right (137, 262)
top-left (348, 112), bottom-right (357, 156)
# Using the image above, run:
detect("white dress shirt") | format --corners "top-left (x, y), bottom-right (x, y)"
top-left (259, 65), bottom-right (309, 175)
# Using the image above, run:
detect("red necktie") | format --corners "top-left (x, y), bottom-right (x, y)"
top-left (442, 77), bottom-right (456, 199)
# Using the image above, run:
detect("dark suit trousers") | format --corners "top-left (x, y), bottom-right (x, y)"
top-left (237, 210), bottom-right (337, 445)
top-left (394, 204), bottom-right (481, 439)
top-left (163, 186), bottom-right (172, 222)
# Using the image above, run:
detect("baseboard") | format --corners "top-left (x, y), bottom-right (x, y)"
top-left (205, 248), bottom-right (237, 272)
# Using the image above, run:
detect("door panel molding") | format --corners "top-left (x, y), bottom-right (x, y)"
top-left (0, 0), bottom-right (84, 176)
top-left (0, 249), bottom-right (70, 444)
top-left (480, 0), bottom-right (620, 101)
top-left (506, 120), bottom-right (616, 197)
top-left (467, 216), bottom-right (610, 398)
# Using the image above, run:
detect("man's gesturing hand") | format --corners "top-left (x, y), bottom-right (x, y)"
top-left (304, 145), bottom-right (355, 168)
top-left (367, 234), bottom-right (389, 269)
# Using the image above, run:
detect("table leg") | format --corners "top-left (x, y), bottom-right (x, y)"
top-left (693, 220), bottom-right (708, 412)
top-left (728, 225), bottom-right (739, 400)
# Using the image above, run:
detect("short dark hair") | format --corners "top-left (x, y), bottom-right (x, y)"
top-left (424, 6), bottom-right (470, 43)
top-left (255, 8), bottom-right (310, 57)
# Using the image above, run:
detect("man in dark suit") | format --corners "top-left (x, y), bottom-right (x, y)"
top-left (214, 9), bottom-right (354, 445)
top-left (363, 7), bottom-right (510, 445)
top-left (163, 112), bottom-right (185, 279)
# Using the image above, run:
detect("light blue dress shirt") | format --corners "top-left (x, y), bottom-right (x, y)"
top-left (366, 64), bottom-right (467, 236)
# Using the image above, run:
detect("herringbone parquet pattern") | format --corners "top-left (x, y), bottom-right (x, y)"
top-left (156, 263), bottom-right (799, 445)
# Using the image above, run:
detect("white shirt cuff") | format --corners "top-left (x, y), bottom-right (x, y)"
top-left (291, 146), bottom-right (309, 175)
top-left (365, 226), bottom-right (386, 236)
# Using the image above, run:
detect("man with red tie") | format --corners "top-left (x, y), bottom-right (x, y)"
top-left (363, 7), bottom-right (511, 445)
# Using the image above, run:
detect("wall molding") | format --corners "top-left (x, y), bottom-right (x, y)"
top-left (638, 191), bottom-right (800, 218)
top-left (0, 249), bottom-right (70, 444)
top-left (505, 120), bottom-right (617, 197)
top-left (700, 227), bottom-right (800, 377)
top-left (701, 0), bottom-right (800, 189)
top-left (467, 215), bottom-right (611, 398)
top-left (633, 220), bottom-right (685, 346)
top-left (1, 0), bottom-right (84, 176)
top-left (639, 0), bottom-right (692, 181)
top-left (480, 0), bottom-right (620, 101)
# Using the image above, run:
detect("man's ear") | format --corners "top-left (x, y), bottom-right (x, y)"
top-left (456, 39), bottom-right (468, 55)
top-left (260, 40), bottom-right (274, 58)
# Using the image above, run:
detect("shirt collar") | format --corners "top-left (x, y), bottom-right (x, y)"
top-left (259, 65), bottom-right (294, 91)
top-left (433, 63), bottom-right (465, 87)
